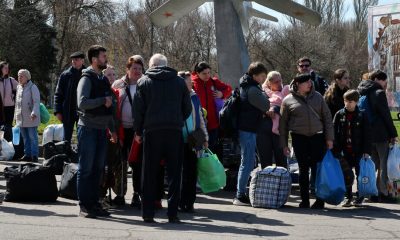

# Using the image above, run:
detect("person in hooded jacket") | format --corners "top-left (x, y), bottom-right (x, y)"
top-left (192, 62), bottom-right (232, 151)
top-left (357, 70), bottom-right (398, 202)
top-left (133, 54), bottom-right (192, 223)
top-left (76, 45), bottom-right (117, 218)
top-left (233, 62), bottom-right (270, 206)
top-left (280, 74), bottom-right (334, 209)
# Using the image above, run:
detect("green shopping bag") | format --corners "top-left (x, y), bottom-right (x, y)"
top-left (40, 103), bottom-right (50, 124)
top-left (197, 148), bottom-right (226, 193)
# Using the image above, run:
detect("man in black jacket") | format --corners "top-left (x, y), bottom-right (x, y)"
top-left (54, 51), bottom-right (85, 143)
top-left (133, 53), bottom-right (192, 223)
top-left (297, 57), bottom-right (328, 96)
top-left (357, 70), bottom-right (398, 201)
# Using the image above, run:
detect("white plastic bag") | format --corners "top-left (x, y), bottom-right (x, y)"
top-left (387, 144), bottom-right (400, 181)
top-left (0, 139), bottom-right (15, 161)
top-left (42, 124), bottom-right (64, 145)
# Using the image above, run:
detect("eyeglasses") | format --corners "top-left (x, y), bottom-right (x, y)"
top-left (299, 64), bottom-right (310, 68)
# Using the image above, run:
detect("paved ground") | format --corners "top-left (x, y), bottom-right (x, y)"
top-left (0, 160), bottom-right (399, 240)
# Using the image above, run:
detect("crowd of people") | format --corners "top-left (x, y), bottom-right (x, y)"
top-left (0, 45), bottom-right (398, 223)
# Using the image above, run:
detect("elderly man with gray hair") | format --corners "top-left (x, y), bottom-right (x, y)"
top-left (133, 53), bottom-right (192, 223)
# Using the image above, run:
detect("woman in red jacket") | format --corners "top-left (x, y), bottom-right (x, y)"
top-left (192, 62), bottom-right (232, 149)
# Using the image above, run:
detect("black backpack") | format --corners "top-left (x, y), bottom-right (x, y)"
top-left (4, 164), bottom-right (58, 202)
top-left (219, 88), bottom-right (240, 139)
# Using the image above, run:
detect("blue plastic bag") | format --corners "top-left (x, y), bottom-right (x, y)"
top-left (358, 157), bottom-right (378, 197)
top-left (12, 126), bottom-right (20, 146)
top-left (316, 150), bottom-right (346, 205)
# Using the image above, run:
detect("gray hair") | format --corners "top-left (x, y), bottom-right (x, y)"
top-left (149, 53), bottom-right (168, 68)
top-left (18, 69), bottom-right (31, 80)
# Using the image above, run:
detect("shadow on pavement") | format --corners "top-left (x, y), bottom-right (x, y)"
top-left (0, 206), bottom-right (77, 218)
top-left (277, 204), bottom-right (400, 220)
top-left (101, 199), bottom-right (291, 237)
top-left (101, 213), bottom-right (289, 238)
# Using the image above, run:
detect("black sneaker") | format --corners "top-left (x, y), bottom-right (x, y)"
top-left (93, 204), bottom-right (111, 217)
top-left (143, 217), bottom-right (157, 223)
top-left (168, 216), bottom-right (182, 224)
top-left (353, 197), bottom-right (364, 207)
top-left (233, 195), bottom-right (250, 206)
top-left (113, 196), bottom-right (125, 206)
top-left (130, 193), bottom-right (141, 209)
top-left (31, 156), bottom-right (38, 163)
top-left (368, 195), bottom-right (379, 203)
top-left (299, 201), bottom-right (310, 208)
top-left (311, 199), bottom-right (325, 209)
top-left (79, 206), bottom-right (97, 218)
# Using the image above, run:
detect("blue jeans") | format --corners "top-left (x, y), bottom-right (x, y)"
top-left (20, 127), bottom-right (39, 157)
top-left (76, 125), bottom-right (108, 208)
top-left (237, 130), bottom-right (257, 197)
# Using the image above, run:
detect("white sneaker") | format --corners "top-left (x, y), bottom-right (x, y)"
top-left (233, 195), bottom-right (250, 206)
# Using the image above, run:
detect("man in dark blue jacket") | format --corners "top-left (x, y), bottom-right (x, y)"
top-left (54, 51), bottom-right (85, 143)
top-left (133, 53), bottom-right (192, 223)
top-left (357, 70), bottom-right (398, 202)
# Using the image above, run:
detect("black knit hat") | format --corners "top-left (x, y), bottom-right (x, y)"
top-left (293, 74), bottom-right (311, 83)
top-left (70, 51), bottom-right (85, 59)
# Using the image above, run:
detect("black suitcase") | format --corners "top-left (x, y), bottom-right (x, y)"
top-left (4, 163), bottom-right (58, 202)
top-left (59, 162), bottom-right (78, 200)
top-left (43, 154), bottom-right (70, 175)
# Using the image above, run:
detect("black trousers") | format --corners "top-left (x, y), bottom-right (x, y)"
top-left (291, 133), bottom-right (325, 203)
top-left (127, 127), bottom-right (164, 200)
top-left (344, 154), bottom-right (361, 199)
top-left (3, 106), bottom-right (15, 141)
top-left (180, 143), bottom-right (198, 208)
top-left (142, 129), bottom-right (183, 219)
top-left (257, 119), bottom-right (286, 168)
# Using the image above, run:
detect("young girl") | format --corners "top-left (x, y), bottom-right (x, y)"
top-left (262, 71), bottom-right (290, 135)
top-left (14, 69), bottom-right (40, 162)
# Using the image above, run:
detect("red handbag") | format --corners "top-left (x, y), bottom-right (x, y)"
top-left (128, 140), bottom-right (142, 164)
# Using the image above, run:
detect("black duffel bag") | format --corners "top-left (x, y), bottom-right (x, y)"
top-left (4, 163), bottom-right (58, 202)
top-left (43, 154), bottom-right (70, 175)
top-left (43, 141), bottom-right (78, 163)
top-left (59, 162), bottom-right (78, 200)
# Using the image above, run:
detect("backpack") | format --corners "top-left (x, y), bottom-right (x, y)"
top-left (357, 93), bottom-right (376, 124)
top-left (219, 88), bottom-right (240, 138)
